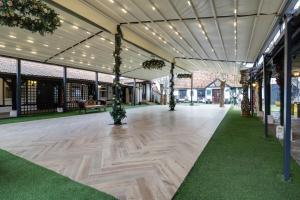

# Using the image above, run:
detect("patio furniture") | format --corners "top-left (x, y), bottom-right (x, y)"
top-left (77, 100), bottom-right (106, 114)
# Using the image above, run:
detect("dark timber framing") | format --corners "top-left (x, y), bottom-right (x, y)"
top-left (263, 54), bottom-right (270, 138)
top-left (16, 59), bottom-right (21, 116)
top-left (250, 71), bottom-right (254, 116)
top-left (95, 72), bottom-right (99, 103)
top-left (283, 15), bottom-right (292, 181)
top-left (63, 66), bottom-right (67, 112)
top-left (133, 78), bottom-right (136, 106)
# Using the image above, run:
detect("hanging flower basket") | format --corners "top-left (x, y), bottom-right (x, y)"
top-left (142, 59), bottom-right (165, 70)
top-left (0, 0), bottom-right (61, 35)
top-left (177, 73), bottom-right (192, 79)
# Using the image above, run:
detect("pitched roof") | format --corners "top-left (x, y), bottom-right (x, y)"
top-left (174, 71), bottom-right (241, 89)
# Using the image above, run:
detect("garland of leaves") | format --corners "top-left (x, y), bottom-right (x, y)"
top-left (0, 0), bottom-right (61, 35)
top-left (177, 73), bottom-right (192, 79)
top-left (110, 25), bottom-right (126, 125)
top-left (142, 59), bottom-right (165, 70)
top-left (169, 63), bottom-right (176, 111)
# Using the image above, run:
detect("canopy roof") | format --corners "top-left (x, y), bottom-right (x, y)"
top-left (0, 0), bottom-right (287, 80)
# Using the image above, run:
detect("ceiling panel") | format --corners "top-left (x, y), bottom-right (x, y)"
top-left (0, 0), bottom-right (287, 81)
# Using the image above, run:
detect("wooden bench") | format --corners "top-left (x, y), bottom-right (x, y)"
top-left (77, 100), bottom-right (106, 114)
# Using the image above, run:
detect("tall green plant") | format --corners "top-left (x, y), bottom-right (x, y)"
top-left (169, 63), bottom-right (176, 111)
top-left (110, 25), bottom-right (126, 125)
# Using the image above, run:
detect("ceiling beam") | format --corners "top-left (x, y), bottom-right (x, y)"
top-left (245, 0), bottom-right (265, 62)
top-left (254, 0), bottom-right (288, 62)
top-left (124, 0), bottom-right (193, 57)
top-left (46, 0), bottom-right (189, 71)
top-left (120, 13), bottom-right (278, 25)
top-left (189, 0), bottom-right (219, 62)
top-left (45, 31), bottom-right (103, 62)
top-left (166, 0), bottom-right (208, 59)
top-left (209, 0), bottom-right (228, 62)
top-left (175, 57), bottom-right (245, 64)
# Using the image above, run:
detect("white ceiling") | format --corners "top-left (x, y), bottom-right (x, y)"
top-left (0, 0), bottom-right (287, 80)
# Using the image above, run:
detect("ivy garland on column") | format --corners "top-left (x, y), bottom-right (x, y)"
top-left (110, 25), bottom-right (126, 125)
top-left (169, 63), bottom-right (176, 111)
top-left (0, 0), bottom-right (61, 35)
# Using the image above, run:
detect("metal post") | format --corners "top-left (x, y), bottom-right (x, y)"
top-left (133, 78), bottom-right (136, 106)
top-left (63, 67), bottom-right (67, 112)
top-left (263, 55), bottom-right (269, 138)
top-left (190, 74), bottom-right (193, 105)
top-left (16, 59), bottom-right (21, 116)
top-left (95, 72), bottom-right (99, 104)
top-left (138, 83), bottom-right (141, 104)
top-left (283, 16), bottom-right (292, 181)
top-left (258, 79), bottom-right (263, 112)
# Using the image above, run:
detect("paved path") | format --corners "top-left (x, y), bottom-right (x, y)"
top-left (0, 105), bottom-right (229, 200)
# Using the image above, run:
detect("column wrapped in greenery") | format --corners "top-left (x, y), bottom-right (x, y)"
top-left (110, 25), bottom-right (126, 125)
top-left (169, 62), bottom-right (176, 111)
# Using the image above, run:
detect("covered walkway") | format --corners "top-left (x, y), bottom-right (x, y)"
top-left (1, 0), bottom-right (300, 199)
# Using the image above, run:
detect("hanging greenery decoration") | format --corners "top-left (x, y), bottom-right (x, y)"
top-left (142, 59), bottom-right (165, 70)
top-left (0, 0), bottom-right (61, 35)
top-left (110, 25), bottom-right (126, 125)
top-left (177, 73), bottom-right (192, 79)
top-left (169, 63), bottom-right (176, 111)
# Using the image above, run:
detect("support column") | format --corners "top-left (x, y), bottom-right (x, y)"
top-left (16, 59), bottom-right (21, 116)
top-left (133, 78), bottom-right (136, 106)
top-left (95, 72), bottom-right (99, 104)
top-left (283, 16), bottom-right (292, 181)
top-left (190, 73), bottom-right (194, 106)
top-left (250, 72), bottom-right (254, 116)
top-left (258, 79), bottom-right (263, 112)
top-left (150, 82), bottom-right (153, 102)
top-left (278, 64), bottom-right (285, 126)
top-left (63, 66), bottom-right (67, 112)
top-left (263, 55), bottom-right (271, 138)
top-left (240, 69), bottom-right (250, 117)
top-left (169, 62), bottom-right (175, 111)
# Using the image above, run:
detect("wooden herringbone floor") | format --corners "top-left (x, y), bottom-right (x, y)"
top-left (0, 105), bottom-right (229, 200)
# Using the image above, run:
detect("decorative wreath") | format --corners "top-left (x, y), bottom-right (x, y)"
top-left (142, 59), bottom-right (165, 70)
top-left (177, 73), bottom-right (192, 79)
top-left (0, 0), bottom-right (61, 35)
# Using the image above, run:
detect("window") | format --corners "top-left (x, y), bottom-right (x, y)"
top-left (4, 82), bottom-right (12, 98)
top-left (206, 90), bottom-right (212, 96)
top-left (179, 90), bottom-right (187, 99)
top-left (197, 89), bottom-right (205, 98)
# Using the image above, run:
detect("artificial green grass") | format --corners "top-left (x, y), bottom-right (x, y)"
top-left (0, 150), bottom-right (115, 200)
top-left (173, 108), bottom-right (300, 200)
top-left (0, 104), bottom-right (150, 125)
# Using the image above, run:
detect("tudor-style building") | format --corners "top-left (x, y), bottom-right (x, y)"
top-left (0, 56), bottom-right (153, 118)
top-left (174, 71), bottom-right (241, 104)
